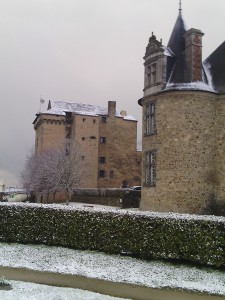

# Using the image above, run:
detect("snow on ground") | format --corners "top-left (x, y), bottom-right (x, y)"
top-left (0, 280), bottom-right (128, 300)
top-left (0, 243), bottom-right (225, 296)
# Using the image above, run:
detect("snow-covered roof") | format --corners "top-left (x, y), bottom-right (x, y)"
top-left (203, 41), bottom-right (225, 94)
top-left (164, 81), bottom-right (216, 93)
top-left (41, 100), bottom-right (136, 121)
top-left (162, 46), bottom-right (175, 57)
top-left (3, 187), bottom-right (25, 194)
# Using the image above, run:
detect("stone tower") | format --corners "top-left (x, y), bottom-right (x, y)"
top-left (139, 5), bottom-right (225, 214)
top-left (33, 100), bottom-right (142, 189)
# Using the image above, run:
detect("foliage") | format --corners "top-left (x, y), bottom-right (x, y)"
top-left (1, 204), bottom-right (225, 268)
top-left (203, 196), bottom-right (225, 216)
top-left (0, 276), bottom-right (11, 289)
top-left (20, 145), bottom-right (83, 204)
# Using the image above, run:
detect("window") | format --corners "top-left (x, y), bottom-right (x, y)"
top-left (146, 66), bottom-right (151, 85)
top-left (146, 63), bottom-right (157, 86)
top-left (151, 63), bottom-right (157, 84)
top-left (65, 126), bottom-right (71, 139)
top-left (99, 170), bottom-right (105, 178)
top-left (82, 156), bottom-right (84, 161)
top-left (145, 151), bottom-right (156, 186)
top-left (146, 101), bottom-right (156, 135)
top-left (100, 137), bottom-right (106, 144)
top-left (101, 116), bottom-right (107, 123)
top-left (100, 156), bottom-right (105, 164)
top-left (93, 119), bottom-right (96, 123)
top-left (110, 171), bottom-right (114, 178)
top-left (83, 118), bottom-right (86, 122)
top-left (82, 137), bottom-right (85, 141)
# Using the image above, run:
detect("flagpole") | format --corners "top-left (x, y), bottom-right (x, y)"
top-left (39, 96), bottom-right (45, 113)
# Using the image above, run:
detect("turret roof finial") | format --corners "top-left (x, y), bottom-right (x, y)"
top-left (179, 0), bottom-right (182, 14)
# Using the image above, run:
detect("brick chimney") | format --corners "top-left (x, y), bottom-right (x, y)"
top-left (108, 101), bottom-right (116, 118)
top-left (184, 28), bottom-right (204, 82)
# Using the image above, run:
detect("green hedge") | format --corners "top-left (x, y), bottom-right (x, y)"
top-left (0, 203), bottom-right (225, 267)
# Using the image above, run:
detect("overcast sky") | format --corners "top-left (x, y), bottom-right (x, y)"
top-left (0, 0), bottom-right (224, 186)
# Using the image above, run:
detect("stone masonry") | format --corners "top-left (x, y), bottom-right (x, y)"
top-left (139, 6), bottom-right (225, 214)
top-left (33, 100), bottom-right (142, 189)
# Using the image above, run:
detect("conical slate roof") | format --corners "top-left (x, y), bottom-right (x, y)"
top-left (166, 11), bottom-right (187, 83)
top-left (204, 41), bottom-right (225, 94)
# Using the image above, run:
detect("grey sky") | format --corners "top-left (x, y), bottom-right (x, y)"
top-left (0, 0), bottom-right (224, 186)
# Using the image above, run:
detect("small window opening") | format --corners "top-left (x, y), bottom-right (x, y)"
top-left (100, 157), bottom-right (105, 164)
top-left (99, 170), bottom-right (105, 178)
top-left (101, 116), bottom-right (107, 123)
top-left (100, 137), bottom-right (106, 144)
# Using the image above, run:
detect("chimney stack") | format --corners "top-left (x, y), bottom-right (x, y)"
top-left (108, 101), bottom-right (116, 118)
top-left (184, 28), bottom-right (204, 82)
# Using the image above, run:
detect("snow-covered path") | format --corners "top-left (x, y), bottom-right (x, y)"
top-left (0, 243), bottom-right (225, 299)
top-left (0, 279), bottom-right (128, 300)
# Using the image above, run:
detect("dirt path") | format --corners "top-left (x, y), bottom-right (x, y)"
top-left (0, 266), bottom-right (224, 300)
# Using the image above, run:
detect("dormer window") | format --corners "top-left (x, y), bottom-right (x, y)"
top-left (146, 63), bottom-right (157, 86)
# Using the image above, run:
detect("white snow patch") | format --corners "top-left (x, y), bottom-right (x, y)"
top-left (0, 280), bottom-right (127, 300)
top-left (164, 81), bottom-right (216, 93)
top-left (0, 243), bottom-right (225, 296)
top-left (1, 202), bottom-right (225, 223)
top-left (41, 100), bottom-right (137, 121)
top-left (162, 46), bottom-right (175, 57)
top-left (203, 61), bottom-right (215, 91)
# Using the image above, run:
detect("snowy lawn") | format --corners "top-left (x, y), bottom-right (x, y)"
top-left (0, 279), bottom-right (128, 300)
top-left (0, 243), bottom-right (225, 297)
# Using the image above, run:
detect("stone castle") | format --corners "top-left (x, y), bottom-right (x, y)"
top-left (33, 100), bottom-right (141, 189)
top-left (139, 5), bottom-right (225, 214)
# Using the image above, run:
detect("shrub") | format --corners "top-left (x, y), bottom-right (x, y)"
top-left (0, 276), bottom-right (11, 290)
top-left (203, 196), bottom-right (225, 216)
top-left (0, 203), bottom-right (225, 267)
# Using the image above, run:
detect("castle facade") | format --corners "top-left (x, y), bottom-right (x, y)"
top-left (139, 6), bottom-right (225, 214)
top-left (33, 100), bottom-right (141, 189)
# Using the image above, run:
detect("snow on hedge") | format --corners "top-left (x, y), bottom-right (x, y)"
top-left (1, 203), bottom-right (225, 267)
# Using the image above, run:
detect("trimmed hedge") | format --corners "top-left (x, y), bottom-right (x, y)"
top-left (0, 203), bottom-right (225, 267)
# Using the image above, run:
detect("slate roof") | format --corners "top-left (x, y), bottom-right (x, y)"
top-left (39, 100), bottom-right (137, 121)
top-left (47, 100), bottom-right (109, 116)
top-left (166, 11), bottom-right (187, 83)
top-left (204, 41), bottom-right (225, 94)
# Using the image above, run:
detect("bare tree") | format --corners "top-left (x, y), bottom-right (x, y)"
top-left (49, 145), bottom-right (83, 204)
top-left (21, 145), bottom-right (83, 204)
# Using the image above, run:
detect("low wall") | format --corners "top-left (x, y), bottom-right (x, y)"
top-left (0, 203), bottom-right (225, 268)
top-left (36, 189), bottom-right (132, 207)
top-left (71, 188), bottom-right (130, 207)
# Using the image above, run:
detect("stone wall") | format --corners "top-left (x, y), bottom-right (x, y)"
top-left (36, 188), bottom-right (129, 207)
top-left (33, 104), bottom-right (142, 190)
top-left (72, 114), bottom-right (99, 188)
top-left (34, 114), bottom-right (65, 155)
top-left (215, 94), bottom-right (225, 202)
top-left (98, 114), bottom-right (141, 188)
top-left (72, 188), bottom-right (126, 207)
top-left (141, 90), bottom-right (217, 214)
